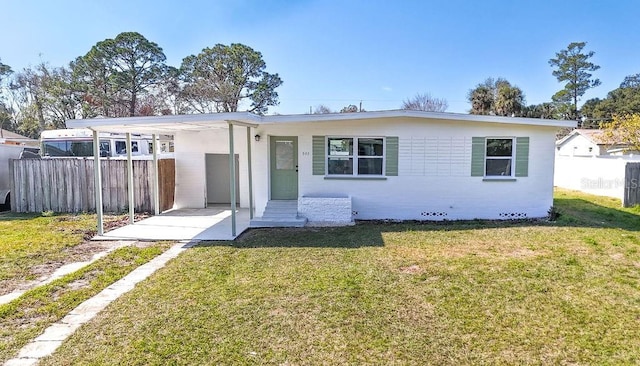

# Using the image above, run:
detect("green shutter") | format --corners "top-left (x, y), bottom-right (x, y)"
top-left (385, 136), bottom-right (399, 176)
top-left (471, 137), bottom-right (485, 176)
top-left (515, 137), bottom-right (529, 177)
top-left (312, 136), bottom-right (325, 175)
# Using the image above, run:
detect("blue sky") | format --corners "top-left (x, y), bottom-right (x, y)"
top-left (1, 0), bottom-right (639, 114)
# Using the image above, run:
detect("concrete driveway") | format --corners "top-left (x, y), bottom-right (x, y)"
top-left (95, 207), bottom-right (250, 241)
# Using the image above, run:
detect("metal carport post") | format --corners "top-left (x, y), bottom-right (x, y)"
top-left (126, 133), bottom-right (135, 224)
top-left (152, 134), bottom-right (160, 215)
top-left (91, 129), bottom-right (104, 236)
top-left (227, 120), bottom-right (258, 237)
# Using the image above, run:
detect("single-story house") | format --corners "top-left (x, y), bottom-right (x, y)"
top-left (67, 110), bottom-right (574, 237)
top-left (556, 129), bottom-right (637, 157)
top-left (0, 128), bottom-right (39, 147)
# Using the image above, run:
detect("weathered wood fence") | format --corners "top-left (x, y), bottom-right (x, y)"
top-left (624, 162), bottom-right (640, 207)
top-left (10, 158), bottom-right (175, 213)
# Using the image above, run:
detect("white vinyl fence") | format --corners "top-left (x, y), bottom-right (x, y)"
top-left (555, 155), bottom-right (640, 206)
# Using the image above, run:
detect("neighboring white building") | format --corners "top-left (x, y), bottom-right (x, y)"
top-left (68, 110), bottom-right (574, 229)
top-left (556, 129), bottom-right (637, 157)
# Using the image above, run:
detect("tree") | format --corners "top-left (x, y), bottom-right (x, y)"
top-left (468, 83), bottom-right (493, 115)
top-left (401, 92), bottom-right (448, 112)
top-left (313, 104), bottom-right (333, 114)
top-left (76, 32), bottom-right (167, 117)
top-left (602, 114), bottom-right (640, 152)
top-left (0, 59), bottom-right (11, 85)
top-left (156, 66), bottom-right (187, 115)
top-left (468, 78), bottom-right (525, 116)
top-left (340, 104), bottom-right (359, 113)
top-left (11, 66), bottom-right (47, 133)
top-left (549, 42), bottom-right (601, 119)
top-left (579, 97), bottom-right (603, 119)
top-left (522, 102), bottom-right (559, 119)
top-left (0, 59), bottom-right (13, 134)
top-left (6, 62), bottom-right (97, 137)
top-left (579, 73), bottom-right (640, 125)
top-left (180, 43), bottom-right (282, 115)
top-left (10, 62), bottom-right (84, 137)
top-left (494, 83), bottom-right (525, 116)
top-left (72, 51), bottom-right (117, 117)
top-left (620, 74), bottom-right (640, 89)
top-left (0, 103), bottom-right (11, 135)
top-left (39, 63), bottom-right (89, 125)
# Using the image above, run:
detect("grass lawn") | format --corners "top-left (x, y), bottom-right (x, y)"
top-left (42, 189), bottom-right (640, 365)
top-left (0, 212), bottom-right (141, 294)
top-left (0, 243), bottom-right (171, 363)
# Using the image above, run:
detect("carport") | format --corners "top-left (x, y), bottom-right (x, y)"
top-left (67, 112), bottom-right (261, 240)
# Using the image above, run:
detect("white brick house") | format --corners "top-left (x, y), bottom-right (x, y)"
top-left (68, 110), bottom-right (573, 230)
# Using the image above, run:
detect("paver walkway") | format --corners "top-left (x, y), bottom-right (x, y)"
top-left (4, 240), bottom-right (194, 366)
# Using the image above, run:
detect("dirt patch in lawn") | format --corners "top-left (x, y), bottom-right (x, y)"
top-left (1, 241), bottom-right (130, 296)
top-left (1, 214), bottom-right (151, 297)
top-left (398, 264), bottom-right (425, 274)
top-left (55, 213), bottom-right (150, 240)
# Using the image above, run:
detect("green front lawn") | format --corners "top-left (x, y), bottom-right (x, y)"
top-left (0, 212), bottom-right (134, 293)
top-left (0, 243), bottom-right (170, 363)
top-left (0, 213), bottom-right (96, 286)
top-left (42, 189), bottom-right (640, 365)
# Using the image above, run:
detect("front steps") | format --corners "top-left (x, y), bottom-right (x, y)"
top-left (250, 200), bottom-right (307, 228)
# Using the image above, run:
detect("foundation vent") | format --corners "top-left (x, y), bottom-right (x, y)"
top-left (421, 211), bottom-right (448, 217)
top-left (499, 212), bottom-right (527, 219)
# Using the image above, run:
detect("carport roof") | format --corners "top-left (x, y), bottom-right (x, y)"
top-left (66, 110), bottom-right (576, 134)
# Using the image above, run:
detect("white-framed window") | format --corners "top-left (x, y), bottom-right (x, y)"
top-left (115, 140), bottom-right (139, 155)
top-left (327, 137), bottom-right (384, 175)
top-left (485, 138), bottom-right (514, 176)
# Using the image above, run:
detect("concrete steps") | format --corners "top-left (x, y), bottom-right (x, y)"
top-left (250, 200), bottom-right (307, 228)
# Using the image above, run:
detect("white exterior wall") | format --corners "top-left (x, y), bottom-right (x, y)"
top-left (554, 156), bottom-right (639, 200)
top-left (556, 134), bottom-right (600, 157)
top-left (250, 117), bottom-right (557, 221)
top-left (174, 128), bottom-right (251, 209)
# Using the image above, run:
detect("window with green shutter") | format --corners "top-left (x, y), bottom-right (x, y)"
top-left (471, 136), bottom-right (529, 178)
top-left (313, 136), bottom-right (398, 177)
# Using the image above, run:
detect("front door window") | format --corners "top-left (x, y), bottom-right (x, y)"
top-left (275, 140), bottom-right (294, 170)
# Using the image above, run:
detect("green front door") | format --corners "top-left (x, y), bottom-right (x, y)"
top-left (270, 136), bottom-right (298, 200)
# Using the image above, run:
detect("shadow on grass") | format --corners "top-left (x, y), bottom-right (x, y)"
top-left (0, 211), bottom-right (46, 221)
top-left (200, 225), bottom-right (387, 248)
top-left (554, 197), bottom-right (640, 231)
top-left (197, 220), bottom-right (546, 249)
top-left (194, 197), bottom-right (640, 248)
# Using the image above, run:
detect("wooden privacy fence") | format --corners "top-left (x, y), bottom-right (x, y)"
top-left (10, 158), bottom-right (175, 213)
top-left (624, 162), bottom-right (640, 207)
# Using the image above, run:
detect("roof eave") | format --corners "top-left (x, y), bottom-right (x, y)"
top-left (66, 110), bottom-right (576, 132)
top-left (261, 110), bottom-right (576, 128)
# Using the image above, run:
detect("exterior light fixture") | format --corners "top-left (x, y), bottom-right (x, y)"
top-left (254, 134), bottom-right (261, 142)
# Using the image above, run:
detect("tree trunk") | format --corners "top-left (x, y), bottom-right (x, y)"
top-left (33, 93), bottom-right (46, 131)
top-left (130, 91), bottom-right (136, 117)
